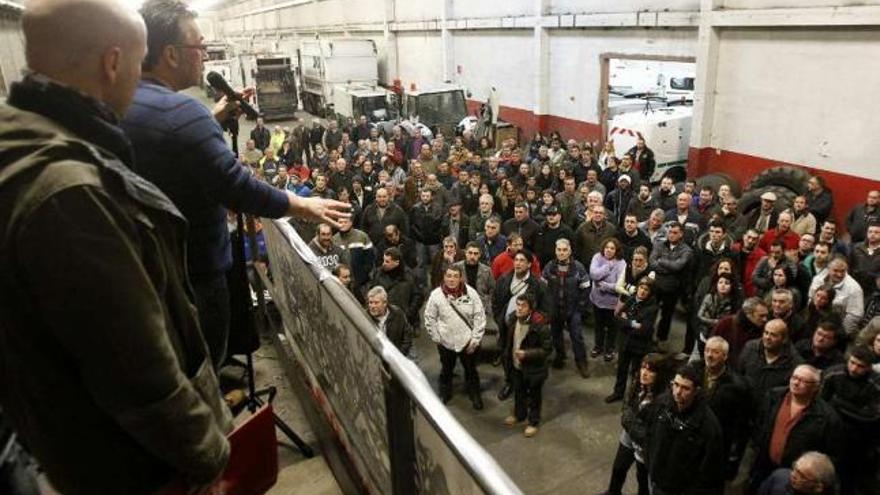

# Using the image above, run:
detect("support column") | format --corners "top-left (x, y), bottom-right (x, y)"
top-left (533, 0), bottom-right (551, 133)
top-left (440, 0), bottom-right (454, 82)
top-left (383, 0), bottom-right (399, 84)
top-left (689, 0), bottom-right (722, 174)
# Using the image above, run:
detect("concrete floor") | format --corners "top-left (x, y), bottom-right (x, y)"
top-left (411, 318), bottom-right (688, 495)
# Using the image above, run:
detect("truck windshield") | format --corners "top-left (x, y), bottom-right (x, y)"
top-left (357, 96), bottom-right (389, 121)
top-left (415, 91), bottom-right (466, 126)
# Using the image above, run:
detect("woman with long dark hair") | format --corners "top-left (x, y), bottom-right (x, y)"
top-left (602, 353), bottom-right (673, 495)
top-left (535, 163), bottom-right (555, 192)
top-left (695, 273), bottom-right (739, 359)
top-left (801, 284), bottom-right (841, 342)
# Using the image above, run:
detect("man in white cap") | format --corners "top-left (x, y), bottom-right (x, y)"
top-left (747, 190), bottom-right (781, 233)
top-left (605, 173), bottom-right (635, 227)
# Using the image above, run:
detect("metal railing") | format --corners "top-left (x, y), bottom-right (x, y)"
top-left (259, 218), bottom-right (523, 495)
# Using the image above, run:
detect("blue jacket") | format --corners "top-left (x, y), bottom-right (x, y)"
top-left (542, 259), bottom-right (589, 317)
top-left (122, 80), bottom-right (289, 276)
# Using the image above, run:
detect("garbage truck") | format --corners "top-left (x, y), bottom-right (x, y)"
top-left (297, 39), bottom-right (389, 119)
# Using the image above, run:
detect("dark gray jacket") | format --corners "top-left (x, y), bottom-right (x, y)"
top-left (0, 78), bottom-right (230, 494)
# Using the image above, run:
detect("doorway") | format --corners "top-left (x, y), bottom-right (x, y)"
top-left (598, 54), bottom-right (696, 182)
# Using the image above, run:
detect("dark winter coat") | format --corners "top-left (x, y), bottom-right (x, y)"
top-left (0, 78), bottom-right (231, 494)
top-left (503, 312), bottom-right (552, 381)
top-left (845, 203), bottom-right (880, 244)
top-left (574, 220), bottom-right (618, 268)
top-left (361, 202), bottom-right (409, 246)
top-left (542, 259), bottom-right (589, 319)
top-left (493, 273), bottom-right (551, 329)
top-left (649, 239), bottom-right (693, 293)
top-left (648, 393), bottom-right (725, 495)
top-left (627, 145), bottom-right (656, 183)
top-left (738, 339), bottom-right (804, 410)
top-left (367, 265), bottom-right (421, 324)
top-left (691, 361), bottom-right (751, 479)
top-left (712, 311), bottom-right (765, 365)
top-left (753, 388), bottom-right (842, 481)
top-left (409, 201), bottom-right (444, 245)
top-left (378, 304), bottom-right (413, 356)
top-left (534, 223), bottom-right (575, 267)
top-left (616, 294), bottom-right (660, 355)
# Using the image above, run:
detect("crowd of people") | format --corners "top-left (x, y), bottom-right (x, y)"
top-left (241, 121), bottom-right (880, 494)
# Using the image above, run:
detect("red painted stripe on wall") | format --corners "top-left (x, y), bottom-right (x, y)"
top-left (466, 100), bottom-right (602, 145)
top-left (689, 146), bottom-right (880, 234)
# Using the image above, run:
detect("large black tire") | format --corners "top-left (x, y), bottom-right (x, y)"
top-left (661, 166), bottom-right (687, 184)
top-left (696, 172), bottom-right (743, 197)
top-left (747, 166), bottom-right (812, 195)
top-left (738, 185), bottom-right (797, 215)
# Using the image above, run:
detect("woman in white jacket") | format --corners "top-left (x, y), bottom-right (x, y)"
top-left (424, 264), bottom-right (487, 410)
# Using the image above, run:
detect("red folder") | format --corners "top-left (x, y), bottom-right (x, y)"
top-left (160, 404), bottom-right (279, 495)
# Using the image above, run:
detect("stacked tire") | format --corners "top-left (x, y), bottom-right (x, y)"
top-left (737, 166), bottom-right (812, 214)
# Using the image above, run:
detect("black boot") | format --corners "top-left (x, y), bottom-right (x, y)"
top-left (497, 383), bottom-right (512, 401)
top-left (470, 391), bottom-right (484, 410)
top-left (576, 360), bottom-right (590, 378)
top-left (439, 385), bottom-right (452, 404)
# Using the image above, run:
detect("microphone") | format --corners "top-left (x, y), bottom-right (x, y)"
top-left (206, 71), bottom-right (260, 119)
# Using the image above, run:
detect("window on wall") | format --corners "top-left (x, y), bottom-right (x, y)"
top-left (670, 77), bottom-right (694, 91)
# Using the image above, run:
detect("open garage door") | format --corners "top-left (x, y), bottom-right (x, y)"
top-left (599, 55), bottom-right (695, 183)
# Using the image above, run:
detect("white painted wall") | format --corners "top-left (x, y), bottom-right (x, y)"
top-left (548, 29), bottom-right (696, 123)
top-left (551, 0), bottom-right (698, 14)
top-left (395, 31), bottom-right (443, 88)
top-left (452, 0), bottom-right (533, 19)
top-left (722, 0), bottom-right (880, 9)
top-left (712, 28), bottom-right (880, 180)
top-left (394, 0), bottom-right (442, 22)
top-left (451, 30), bottom-right (534, 108)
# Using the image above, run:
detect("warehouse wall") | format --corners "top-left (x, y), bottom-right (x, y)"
top-left (396, 31), bottom-right (444, 87)
top-left (550, 0), bottom-right (698, 13)
top-left (689, 25), bottom-right (880, 225)
top-left (0, 8), bottom-right (25, 98)
top-left (722, 0), bottom-right (880, 8)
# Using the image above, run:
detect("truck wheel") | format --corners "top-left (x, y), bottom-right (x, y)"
top-left (661, 166), bottom-right (687, 184)
top-left (737, 185), bottom-right (797, 215)
top-left (747, 166), bottom-right (812, 195)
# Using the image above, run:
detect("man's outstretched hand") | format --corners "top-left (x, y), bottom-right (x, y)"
top-left (212, 88), bottom-right (255, 123)
top-left (287, 195), bottom-right (351, 228)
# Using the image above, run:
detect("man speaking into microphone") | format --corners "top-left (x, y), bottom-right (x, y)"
top-left (123, 0), bottom-right (349, 369)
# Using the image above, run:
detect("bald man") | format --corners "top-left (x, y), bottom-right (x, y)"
top-left (0, 0), bottom-right (232, 493)
top-left (123, 0), bottom-right (348, 368)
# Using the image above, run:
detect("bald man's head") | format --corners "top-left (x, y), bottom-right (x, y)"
top-left (23, 0), bottom-right (146, 116)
